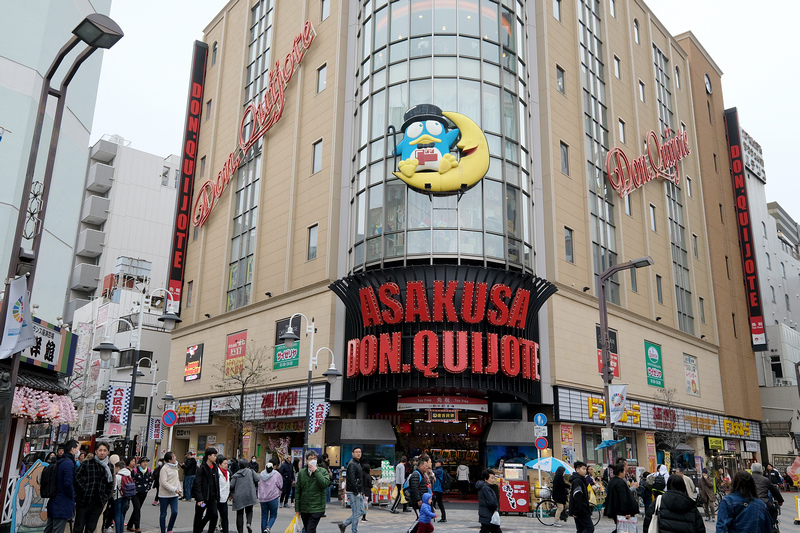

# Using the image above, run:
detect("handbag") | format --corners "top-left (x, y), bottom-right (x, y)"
top-left (490, 511), bottom-right (501, 525)
top-left (650, 494), bottom-right (662, 533)
top-left (616, 516), bottom-right (638, 533)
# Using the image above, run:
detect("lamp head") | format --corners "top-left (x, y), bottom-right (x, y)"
top-left (73, 14), bottom-right (124, 49)
top-left (631, 256), bottom-right (654, 269)
top-left (93, 340), bottom-right (119, 362)
top-left (323, 362), bottom-right (342, 385)
top-left (162, 393), bottom-right (175, 402)
top-left (280, 325), bottom-right (300, 349)
top-left (158, 311), bottom-right (182, 332)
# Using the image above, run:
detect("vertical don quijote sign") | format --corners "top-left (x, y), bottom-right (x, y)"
top-left (168, 41), bottom-right (209, 314)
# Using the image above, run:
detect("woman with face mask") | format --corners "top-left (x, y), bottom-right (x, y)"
top-left (158, 452), bottom-right (183, 533)
top-left (258, 462), bottom-right (283, 533)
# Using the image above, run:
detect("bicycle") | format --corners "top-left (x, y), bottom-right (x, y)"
top-left (533, 488), bottom-right (601, 526)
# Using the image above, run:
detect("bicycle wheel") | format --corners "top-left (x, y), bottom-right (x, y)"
top-left (536, 499), bottom-right (559, 526)
top-left (590, 504), bottom-right (602, 525)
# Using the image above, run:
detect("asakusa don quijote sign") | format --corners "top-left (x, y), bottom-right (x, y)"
top-left (193, 21), bottom-right (316, 228)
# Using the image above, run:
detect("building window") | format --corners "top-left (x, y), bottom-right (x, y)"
top-left (321, 0), bottom-right (330, 21)
top-left (199, 156), bottom-right (206, 177)
top-left (212, 42), bottom-right (218, 65)
top-left (618, 119), bottom-right (626, 144)
top-left (565, 227), bottom-right (574, 263)
top-left (614, 56), bottom-right (621, 79)
top-left (692, 234), bottom-right (698, 258)
top-left (732, 314), bottom-right (737, 338)
top-left (554, 0), bottom-right (561, 21)
top-left (656, 274), bottom-right (663, 304)
top-left (624, 195), bottom-right (631, 216)
top-left (675, 66), bottom-right (680, 89)
top-left (762, 221), bottom-right (767, 238)
top-left (560, 141), bottom-right (569, 175)
top-left (317, 64), bottom-right (327, 93)
top-left (633, 19), bottom-right (640, 44)
top-left (308, 224), bottom-right (318, 260)
top-left (708, 101), bottom-right (713, 123)
top-left (699, 297), bottom-right (705, 323)
top-left (639, 81), bottom-right (646, 102)
top-left (771, 286), bottom-right (776, 304)
top-left (725, 255), bottom-right (730, 279)
top-left (193, 225), bottom-right (199, 242)
top-left (719, 204), bottom-right (724, 223)
top-left (787, 294), bottom-right (792, 312)
top-left (766, 252), bottom-right (771, 270)
top-left (649, 204), bottom-right (657, 231)
top-left (782, 262), bottom-right (786, 278)
top-left (312, 139), bottom-right (323, 173)
top-left (713, 153), bottom-right (718, 172)
top-left (686, 176), bottom-right (692, 197)
top-left (205, 99), bottom-right (212, 121)
top-left (610, 0), bottom-right (616, 18)
top-left (186, 281), bottom-right (193, 308)
top-left (631, 268), bottom-right (638, 292)
top-left (556, 65), bottom-right (565, 94)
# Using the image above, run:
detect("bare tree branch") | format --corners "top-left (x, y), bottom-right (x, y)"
top-left (653, 387), bottom-right (697, 457)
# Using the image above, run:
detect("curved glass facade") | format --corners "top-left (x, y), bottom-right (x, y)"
top-left (349, 0), bottom-right (534, 273)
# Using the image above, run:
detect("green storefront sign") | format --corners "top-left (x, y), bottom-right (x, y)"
top-left (645, 341), bottom-right (664, 388)
top-left (274, 344), bottom-right (299, 369)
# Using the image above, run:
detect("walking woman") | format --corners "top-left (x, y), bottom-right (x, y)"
top-left (476, 470), bottom-right (501, 533)
top-left (716, 471), bottom-right (772, 533)
top-left (551, 466), bottom-right (568, 527)
top-left (230, 459), bottom-right (260, 533)
top-left (217, 456), bottom-right (231, 533)
top-left (159, 452), bottom-right (183, 533)
top-left (651, 475), bottom-right (704, 533)
top-left (258, 462), bottom-right (283, 533)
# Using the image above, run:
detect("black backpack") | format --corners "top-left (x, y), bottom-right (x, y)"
top-left (40, 458), bottom-right (64, 499)
top-left (441, 469), bottom-right (453, 491)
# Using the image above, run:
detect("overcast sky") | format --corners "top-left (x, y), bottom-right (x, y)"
top-left (90, 0), bottom-right (800, 220)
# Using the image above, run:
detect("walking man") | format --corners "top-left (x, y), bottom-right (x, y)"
top-left (74, 441), bottom-right (114, 533)
top-left (408, 456), bottom-right (432, 517)
top-left (338, 447), bottom-right (364, 533)
top-left (183, 452), bottom-right (198, 501)
top-left (45, 439), bottom-right (80, 533)
top-left (192, 448), bottom-right (221, 533)
top-left (295, 450), bottom-right (330, 533)
top-left (390, 456), bottom-right (407, 513)
top-left (278, 457), bottom-right (294, 508)
top-left (569, 461), bottom-right (594, 533)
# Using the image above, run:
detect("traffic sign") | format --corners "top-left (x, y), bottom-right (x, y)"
top-left (162, 409), bottom-right (177, 427)
top-left (534, 413), bottom-right (547, 426)
top-left (534, 426), bottom-right (548, 437)
top-left (535, 437), bottom-right (548, 450)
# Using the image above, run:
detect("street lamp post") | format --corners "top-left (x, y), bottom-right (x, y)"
top-left (279, 315), bottom-right (342, 459)
top-left (598, 256), bottom-right (654, 445)
top-left (0, 13), bottom-right (122, 490)
top-left (143, 380), bottom-right (172, 458)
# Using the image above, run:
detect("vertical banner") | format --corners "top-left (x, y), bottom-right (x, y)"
top-left (106, 386), bottom-right (131, 425)
top-left (225, 331), bottom-right (247, 377)
top-left (645, 341), bottom-right (664, 388)
top-left (596, 325), bottom-right (619, 378)
top-left (308, 402), bottom-right (330, 434)
top-left (242, 422), bottom-right (252, 458)
top-left (724, 107), bottom-right (767, 350)
top-left (560, 425), bottom-right (574, 464)
top-left (645, 432), bottom-right (656, 473)
top-left (0, 276), bottom-right (35, 360)
top-left (684, 355), bottom-right (700, 396)
top-left (167, 41), bottom-right (209, 314)
top-left (608, 384), bottom-right (627, 424)
top-left (149, 417), bottom-right (163, 440)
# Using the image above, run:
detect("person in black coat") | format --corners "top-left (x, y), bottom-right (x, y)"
top-left (552, 466), bottom-right (568, 525)
top-left (476, 469), bottom-right (500, 533)
top-left (407, 456), bottom-right (431, 514)
top-left (278, 457), bottom-right (294, 507)
top-left (569, 462), bottom-right (594, 533)
top-left (652, 476), bottom-right (704, 533)
top-left (603, 464), bottom-right (638, 531)
top-left (192, 448), bottom-right (220, 533)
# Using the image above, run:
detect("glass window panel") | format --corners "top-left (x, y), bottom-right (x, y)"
top-left (432, 194), bottom-right (458, 227)
top-left (357, 169), bottom-right (367, 191)
top-left (410, 57), bottom-right (433, 78)
top-left (508, 238), bottom-right (521, 263)
top-left (408, 189), bottom-right (431, 228)
top-left (410, 79), bottom-right (433, 104)
top-left (391, 0), bottom-right (409, 41)
top-left (458, 79), bottom-right (481, 124)
top-left (458, 0), bottom-right (480, 36)
top-left (501, 8), bottom-right (514, 51)
top-left (436, 57), bottom-right (458, 76)
top-left (486, 134), bottom-right (501, 157)
top-left (356, 192), bottom-right (366, 241)
top-left (385, 232), bottom-right (405, 258)
top-left (388, 83), bottom-right (409, 129)
top-left (484, 179), bottom-right (504, 233)
top-left (522, 192), bottom-right (530, 242)
top-left (370, 162), bottom-right (385, 186)
top-left (433, 78), bottom-right (458, 111)
top-left (506, 185), bottom-right (520, 237)
top-left (480, 0), bottom-right (498, 43)
top-left (362, 15), bottom-right (372, 60)
top-left (360, 103), bottom-right (369, 147)
top-left (389, 62), bottom-right (408, 85)
top-left (410, 36), bottom-right (432, 57)
top-left (374, 7), bottom-right (388, 50)
top-left (390, 40), bottom-right (408, 62)
top-left (483, 84), bottom-right (501, 132)
top-left (434, 35), bottom-right (457, 54)
top-left (486, 233), bottom-right (504, 258)
top-left (385, 181), bottom-right (406, 232)
top-left (486, 157), bottom-right (501, 180)
top-left (370, 138), bottom-right (386, 162)
top-left (367, 237), bottom-right (382, 261)
top-left (371, 89), bottom-right (386, 139)
top-left (368, 184), bottom-right (384, 237)
top-left (374, 48), bottom-right (387, 71)
top-left (458, 181), bottom-right (483, 229)
top-left (355, 242), bottom-right (365, 265)
top-left (410, 0), bottom-right (433, 36)
top-left (435, 0), bottom-right (458, 33)
top-left (504, 140), bottom-right (518, 164)
top-left (482, 40), bottom-right (500, 63)
top-left (504, 160), bottom-right (519, 187)
top-left (407, 230), bottom-right (431, 254)
top-left (483, 62), bottom-right (500, 85)
top-left (460, 230), bottom-right (483, 255)
top-left (503, 90), bottom-right (518, 141)
top-left (458, 36), bottom-right (481, 57)
top-left (434, 230), bottom-right (458, 253)
top-left (459, 57), bottom-right (482, 79)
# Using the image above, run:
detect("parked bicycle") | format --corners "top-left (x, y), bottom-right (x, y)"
top-left (534, 487), bottom-right (601, 526)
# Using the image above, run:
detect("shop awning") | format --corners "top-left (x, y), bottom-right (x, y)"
top-left (333, 419), bottom-right (397, 444)
top-left (484, 421), bottom-right (537, 445)
top-left (675, 443), bottom-right (695, 453)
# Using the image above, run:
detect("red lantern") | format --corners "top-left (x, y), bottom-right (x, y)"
top-left (468, 423), bottom-right (481, 436)
top-left (399, 422), bottom-right (412, 434)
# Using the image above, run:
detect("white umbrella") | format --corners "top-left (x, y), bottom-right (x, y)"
top-left (524, 457), bottom-right (575, 474)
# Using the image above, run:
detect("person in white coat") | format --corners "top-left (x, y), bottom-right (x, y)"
top-left (389, 456), bottom-right (407, 513)
top-left (217, 457), bottom-right (231, 533)
top-left (456, 463), bottom-right (470, 500)
top-left (158, 452), bottom-right (183, 533)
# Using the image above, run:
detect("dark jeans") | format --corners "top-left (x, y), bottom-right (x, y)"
top-left (432, 492), bottom-right (446, 520)
top-left (218, 502), bottom-right (229, 533)
top-left (103, 499), bottom-right (115, 529)
top-left (390, 484), bottom-right (407, 512)
top-left (261, 499), bottom-right (279, 532)
top-left (459, 480), bottom-right (469, 498)
top-left (479, 524), bottom-right (501, 533)
top-left (44, 518), bottom-right (68, 533)
top-left (193, 500), bottom-right (218, 533)
top-left (280, 482), bottom-right (293, 505)
top-left (74, 503), bottom-right (104, 533)
top-left (115, 498), bottom-right (131, 533)
top-left (184, 475), bottom-right (196, 500)
top-left (300, 512), bottom-right (324, 533)
top-left (236, 506), bottom-right (253, 533)
top-left (128, 492), bottom-right (145, 528)
top-left (159, 497), bottom-right (179, 533)
top-left (574, 514), bottom-right (595, 533)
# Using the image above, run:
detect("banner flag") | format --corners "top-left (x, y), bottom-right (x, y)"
top-left (0, 276), bottom-right (35, 359)
top-left (608, 384), bottom-right (627, 424)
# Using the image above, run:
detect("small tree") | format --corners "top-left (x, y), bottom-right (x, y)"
top-left (213, 344), bottom-right (276, 459)
top-left (653, 387), bottom-right (697, 463)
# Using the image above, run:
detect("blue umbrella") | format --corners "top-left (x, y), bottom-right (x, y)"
top-left (594, 437), bottom-right (627, 450)
top-left (524, 457), bottom-right (575, 474)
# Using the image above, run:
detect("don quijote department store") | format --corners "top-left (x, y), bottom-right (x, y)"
top-left (163, 0), bottom-right (763, 481)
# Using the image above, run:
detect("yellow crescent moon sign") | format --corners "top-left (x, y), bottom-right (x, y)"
top-left (393, 111), bottom-right (490, 194)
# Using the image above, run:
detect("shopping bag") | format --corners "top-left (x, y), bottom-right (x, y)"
top-left (616, 516), bottom-right (638, 533)
top-left (294, 517), bottom-right (303, 533)
top-left (588, 484), bottom-right (598, 506)
top-left (490, 511), bottom-right (501, 526)
top-left (285, 516), bottom-right (298, 533)
top-left (400, 488), bottom-right (407, 504)
top-left (391, 486), bottom-right (398, 499)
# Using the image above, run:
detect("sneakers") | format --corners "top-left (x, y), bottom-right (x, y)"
top-left (438, 519), bottom-right (447, 523)
top-left (553, 523), bottom-right (563, 528)
top-left (338, 523), bottom-right (347, 533)
top-left (247, 525), bottom-right (253, 533)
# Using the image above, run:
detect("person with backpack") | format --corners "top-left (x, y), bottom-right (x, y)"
top-left (43, 439), bottom-right (80, 533)
top-left (158, 452), bottom-right (183, 533)
top-left (432, 459), bottom-right (450, 523)
top-left (128, 458), bottom-right (152, 532)
top-left (338, 447), bottom-right (364, 533)
top-left (716, 471), bottom-right (772, 533)
top-left (649, 475), bottom-right (704, 533)
top-left (74, 441), bottom-right (114, 533)
top-left (405, 455), bottom-right (432, 518)
top-left (114, 460), bottom-right (136, 533)
top-left (569, 462), bottom-right (593, 533)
